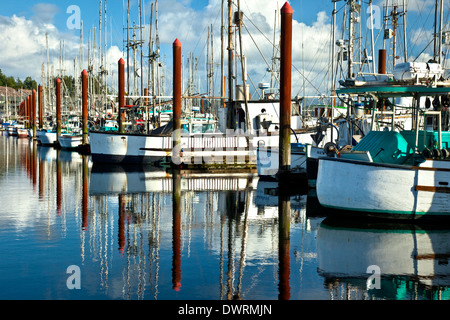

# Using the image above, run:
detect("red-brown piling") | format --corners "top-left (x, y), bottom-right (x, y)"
top-left (378, 49), bottom-right (387, 74)
top-left (82, 70), bottom-right (88, 145)
top-left (278, 2), bottom-right (293, 178)
top-left (118, 58), bottom-right (125, 133)
top-left (172, 38), bottom-right (182, 164)
top-left (25, 96), bottom-right (30, 128)
top-left (38, 85), bottom-right (43, 130)
top-left (56, 78), bottom-right (61, 141)
top-left (32, 89), bottom-right (36, 138)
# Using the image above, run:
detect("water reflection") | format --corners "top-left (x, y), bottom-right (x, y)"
top-left (3, 134), bottom-right (450, 300)
top-left (317, 217), bottom-right (450, 300)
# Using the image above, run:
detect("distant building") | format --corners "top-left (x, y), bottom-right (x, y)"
top-left (0, 86), bottom-right (33, 119)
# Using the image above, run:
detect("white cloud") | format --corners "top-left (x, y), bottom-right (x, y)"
top-left (31, 3), bottom-right (60, 25)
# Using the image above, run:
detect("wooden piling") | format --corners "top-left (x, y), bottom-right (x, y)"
top-left (38, 85), bottom-right (43, 130)
top-left (56, 78), bottom-right (61, 142)
top-left (172, 39), bottom-right (182, 165)
top-left (118, 58), bottom-right (125, 133)
top-left (26, 96), bottom-right (30, 128)
top-left (378, 49), bottom-right (387, 74)
top-left (32, 89), bottom-right (36, 138)
top-left (82, 70), bottom-right (88, 145)
top-left (278, 2), bottom-right (293, 180)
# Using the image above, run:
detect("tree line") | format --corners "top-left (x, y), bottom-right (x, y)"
top-left (0, 69), bottom-right (38, 91)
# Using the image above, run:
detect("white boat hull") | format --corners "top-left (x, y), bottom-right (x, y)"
top-left (36, 131), bottom-right (57, 145)
top-left (59, 135), bottom-right (83, 149)
top-left (89, 131), bottom-right (254, 166)
top-left (256, 145), bottom-right (307, 180)
top-left (316, 157), bottom-right (450, 219)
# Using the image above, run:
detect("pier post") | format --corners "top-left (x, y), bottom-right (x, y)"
top-left (38, 85), bottom-right (43, 130)
top-left (32, 89), bottom-right (36, 138)
top-left (378, 49), bottom-right (387, 74)
top-left (26, 96), bottom-right (30, 128)
top-left (144, 87), bottom-right (149, 133)
top-left (56, 78), bottom-right (61, 143)
top-left (172, 39), bottom-right (182, 166)
top-left (278, 2), bottom-right (293, 181)
top-left (82, 70), bottom-right (88, 145)
top-left (118, 58), bottom-right (125, 133)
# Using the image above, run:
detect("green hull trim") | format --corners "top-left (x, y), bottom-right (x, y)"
top-left (321, 203), bottom-right (450, 219)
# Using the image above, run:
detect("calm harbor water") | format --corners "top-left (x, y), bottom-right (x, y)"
top-left (0, 133), bottom-right (449, 300)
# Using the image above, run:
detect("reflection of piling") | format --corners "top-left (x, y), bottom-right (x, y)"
top-left (32, 89), bottom-right (36, 138)
top-left (38, 85), bottom-right (43, 130)
top-left (172, 39), bottom-right (182, 166)
top-left (278, 3), bottom-right (293, 181)
top-left (56, 150), bottom-right (62, 216)
top-left (38, 153), bottom-right (44, 200)
top-left (82, 155), bottom-right (89, 230)
top-left (32, 141), bottom-right (37, 187)
top-left (172, 169), bottom-right (182, 291)
top-left (278, 193), bottom-right (291, 300)
top-left (82, 70), bottom-right (89, 145)
top-left (118, 58), bottom-right (125, 133)
top-left (118, 194), bottom-right (126, 254)
top-left (56, 78), bottom-right (61, 144)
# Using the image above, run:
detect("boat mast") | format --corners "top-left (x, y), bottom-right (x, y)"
top-left (227, 0), bottom-right (234, 104)
top-left (438, 0), bottom-right (444, 64)
top-left (347, 0), bottom-right (355, 79)
top-left (221, 0), bottom-right (225, 107)
top-left (237, 0), bottom-right (250, 131)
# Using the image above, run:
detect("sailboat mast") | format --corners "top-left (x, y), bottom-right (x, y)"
top-left (438, 0), bottom-right (444, 64)
top-left (227, 0), bottom-right (234, 103)
top-left (221, 0), bottom-right (225, 105)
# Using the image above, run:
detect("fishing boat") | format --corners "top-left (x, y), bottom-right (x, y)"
top-left (16, 127), bottom-right (29, 138)
top-left (58, 134), bottom-right (83, 149)
top-left (36, 129), bottom-right (58, 146)
top-left (89, 110), bottom-right (252, 166)
top-left (58, 116), bottom-right (86, 149)
top-left (316, 79), bottom-right (450, 220)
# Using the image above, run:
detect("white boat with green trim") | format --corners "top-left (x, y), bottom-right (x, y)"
top-left (316, 83), bottom-right (450, 220)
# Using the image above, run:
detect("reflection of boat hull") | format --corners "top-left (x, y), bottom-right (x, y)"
top-left (89, 164), bottom-right (257, 195)
top-left (317, 217), bottom-right (450, 289)
top-left (316, 157), bottom-right (450, 220)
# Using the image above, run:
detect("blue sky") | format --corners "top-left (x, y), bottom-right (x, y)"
top-left (0, 0), bottom-right (447, 96)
